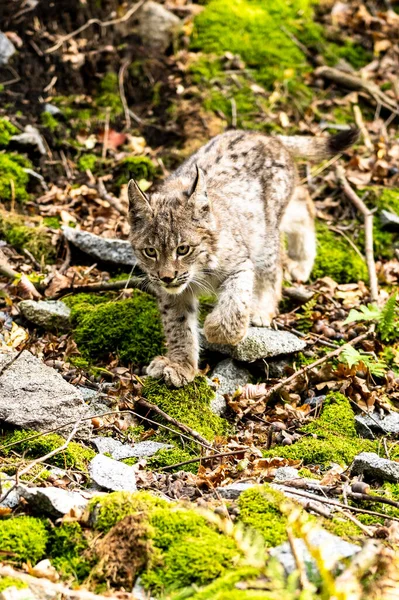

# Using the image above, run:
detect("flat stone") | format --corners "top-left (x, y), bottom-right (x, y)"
top-left (89, 454), bottom-right (137, 492)
top-left (62, 226), bottom-right (136, 266)
top-left (380, 209), bottom-right (399, 230)
top-left (136, 1), bottom-right (181, 52)
top-left (0, 32), bottom-right (16, 66)
top-left (351, 452), bottom-right (399, 482)
top-left (209, 358), bottom-right (251, 415)
top-left (18, 300), bottom-right (71, 331)
top-left (19, 486), bottom-right (88, 518)
top-left (271, 529), bottom-right (360, 579)
top-left (273, 467), bottom-right (300, 482)
top-left (92, 436), bottom-right (171, 460)
top-left (0, 350), bottom-right (89, 433)
top-left (216, 482), bottom-right (255, 499)
top-left (44, 103), bottom-right (61, 115)
top-left (200, 327), bottom-right (306, 362)
top-left (11, 125), bottom-right (46, 155)
top-left (355, 412), bottom-right (399, 440)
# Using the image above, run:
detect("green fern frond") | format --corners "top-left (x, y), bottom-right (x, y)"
top-left (378, 292), bottom-right (397, 341)
top-left (296, 296), bottom-right (318, 332)
top-left (343, 303), bottom-right (380, 325)
top-left (340, 345), bottom-right (386, 377)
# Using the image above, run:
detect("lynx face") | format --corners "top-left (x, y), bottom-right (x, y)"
top-left (128, 169), bottom-right (217, 294)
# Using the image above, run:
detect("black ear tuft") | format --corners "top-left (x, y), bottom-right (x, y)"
top-left (328, 128), bottom-right (360, 154)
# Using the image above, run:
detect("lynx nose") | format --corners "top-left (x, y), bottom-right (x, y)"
top-left (159, 271), bottom-right (177, 284)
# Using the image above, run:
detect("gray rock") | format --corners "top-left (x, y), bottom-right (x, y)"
top-left (0, 588), bottom-right (37, 600)
top-left (200, 327), bottom-right (306, 362)
top-left (209, 358), bottom-right (251, 415)
top-left (271, 529), bottom-right (360, 579)
top-left (0, 32), bottom-right (16, 66)
top-left (351, 452), bottom-right (399, 482)
top-left (0, 474), bottom-right (20, 509)
top-left (273, 467), bottom-right (299, 482)
top-left (19, 486), bottom-right (88, 518)
top-left (11, 125), bottom-right (46, 155)
top-left (89, 454), bottom-right (137, 491)
top-left (62, 226), bottom-right (136, 266)
top-left (380, 209), bottom-right (399, 230)
top-left (92, 436), bottom-right (171, 460)
top-left (136, 1), bottom-right (180, 52)
top-left (355, 412), bottom-right (399, 440)
top-left (0, 350), bottom-right (89, 433)
top-left (19, 300), bottom-right (71, 331)
top-left (217, 482), bottom-right (255, 499)
top-left (44, 103), bottom-right (61, 115)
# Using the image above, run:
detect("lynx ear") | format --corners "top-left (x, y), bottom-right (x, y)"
top-left (128, 178), bottom-right (152, 216)
top-left (189, 165), bottom-right (209, 213)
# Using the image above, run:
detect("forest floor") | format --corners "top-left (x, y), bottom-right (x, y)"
top-left (1, 0), bottom-right (399, 598)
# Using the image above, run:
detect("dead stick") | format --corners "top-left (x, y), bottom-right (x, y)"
top-left (136, 397), bottom-right (213, 449)
top-left (119, 59), bottom-right (132, 131)
top-left (0, 565), bottom-right (122, 600)
top-left (336, 166), bottom-right (379, 303)
top-left (241, 329), bottom-right (372, 418)
top-left (287, 527), bottom-right (312, 591)
top-left (97, 178), bottom-right (127, 216)
top-left (159, 450), bottom-right (245, 471)
top-left (51, 277), bottom-right (146, 299)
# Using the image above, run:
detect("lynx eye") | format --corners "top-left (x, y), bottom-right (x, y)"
top-left (176, 244), bottom-right (191, 256)
top-left (143, 247), bottom-right (157, 259)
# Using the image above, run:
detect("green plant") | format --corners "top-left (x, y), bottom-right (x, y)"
top-left (296, 296), bottom-right (318, 332)
top-left (340, 345), bottom-right (387, 378)
top-left (344, 292), bottom-right (398, 341)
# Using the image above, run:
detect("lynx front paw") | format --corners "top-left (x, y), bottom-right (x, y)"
top-left (251, 312), bottom-right (273, 327)
top-left (285, 259), bottom-right (312, 283)
top-left (204, 309), bottom-right (249, 345)
top-left (146, 356), bottom-right (196, 387)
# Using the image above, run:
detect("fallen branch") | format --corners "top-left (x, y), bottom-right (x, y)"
top-left (0, 565), bottom-right (124, 600)
top-left (45, 0), bottom-right (146, 53)
top-left (336, 166), bottom-right (379, 303)
top-left (51, 277), bottom-right (145, 299)
top-left (0, 250), bottom-right (41, 298)
top-left (240, 329), bottom-right (372, 418)
top-left (136, 397), bottom-right (213, 449)
top-left (159, 450), bottom-right (245, 471)
top-left (119, 59), bottom-right (132, 131)
top-left (315, 66), bottom-right (399, 116)
top-left (97, 178), bottom-right (127, 216)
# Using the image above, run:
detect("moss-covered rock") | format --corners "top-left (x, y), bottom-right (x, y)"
top-left (47, 522), bottom-right (93, 581)
top-left (0, 577), bottom-right (28, 592)
top-left (238, 485), bottom-right (288, 547)
top-left (115, 156), bottom-right (156, 187)
top-left (0, 429), bottom-right (95, 471)
top-left (0, 119), bottom-right (18, 146)
top-left (312, 222), bottom-right (368, 283)
top-left (66, 291), bottom-right (165, 367)
top-left (0, 516), bottom-right (48, 564)
top-left (142, 376), bottom-right (228, 442)
top-left (0, 153), bottom-right (33, 202)
top-left (263, 393), bottom-right (375, 466)
top-left (0, 209), bottom-right (56, 262)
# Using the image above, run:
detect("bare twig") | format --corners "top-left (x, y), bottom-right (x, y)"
top-left (0, 250), bottom-right (41, 298)
top-left (336, 166), bottom-right (379, 303)
top-left (159, 450), bottom-right (245, 471)
top-left (59, 237), bottom-right (72, 275)
top-left (136, 397), bottom-right (213, 449)
top-left (119, 59), bottom-right (132, 131)
top-left (45, 0), bottom-right (146, 53)
top-left (0, 347), bottom-right (27, 378)
top-left (287, 528), bottom-right (312, 591)
top-left (240, 329), bottom-right (372, 418)
top-left (0, 565), bottom-right (124, 600)
top-left (353, 104), bottom-right (373, 151)
top-left (97, 178), bottom-right (127, 216)
top-left (102, 108), bottom-right (111, 160)
top-left (51, 277), bottom-right (145, 299)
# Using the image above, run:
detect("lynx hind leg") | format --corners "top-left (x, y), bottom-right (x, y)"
top-left (281, 185), bottom-right (316, 283)
top-left (251, 264), bottom-right (283, 327)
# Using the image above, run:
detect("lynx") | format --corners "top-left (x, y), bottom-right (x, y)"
top-left (128, 128), bottom-right (358, 387)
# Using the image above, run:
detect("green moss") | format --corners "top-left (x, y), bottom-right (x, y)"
top-left (171, 568), bottom-right (262, 600)
top-left (77, 153), bottom-right (99, 172)
top-left (0, 577), bottom-right (28, 592)
top-left (322, 515), bottom-right (362, 541)
top-left (147, 448), bottom-right (198, 474)
top-left (48, 522), bottom-right (93, 581)
top-left (40, 111), bottom-right (60, 132)
top-left (0, 153), bottom-right (32, 202)
top-left (238, 485), bottom-right (288, 547)
top-left (325, 40), bottom-right (372, 70)
top-left (90, 491), bottom-right (168, 532)
top-left (0, 209), bottom-right (56, 262)
top-left (0, 429), bottom-right (95, 471)
top-left (363, 187), bottom-right (399, 260)
top-left (0, 516), bottom-right (48, 564)
top-left (263, 393), bottom-right (376, 466)
top-left (70, 291), bottom-right (165, 367)
top-left (0, 119), bottom-right (18, 146)
top-left (43, 216), bottom-right (61, 229)
top-left (116, 156), bottom-right (156, 185)
top-left (96, 73), bottom-right (123, 115)
top-left (142, 507), bottom-right (240, 594)
top-left (312, 222), bottom-right (368, 283)
top-left (142, 377), bottom-right (227, 442)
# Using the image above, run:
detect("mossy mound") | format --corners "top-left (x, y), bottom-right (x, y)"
top-left (0, 209), bottom-right (56, 262)
top-left (0, 516), bottom-right (48, 564)
top-left (115, 156), bottom-right (156, 188)
top-left (147, 447), bottom-right (198, 474)
top-left (142, 376), bottom-right (228, 442)
top-left (312, 222), bottom-right (368, 283)
top-left (0, 429), bottom-right (95, 471)
top-left (47, 522), bottom-right (93, 581)
top-left (96, 73), bottom-right (123, 116)
top-left (77, 153), bottom-right (99, 172)
top-left (263, 393), bottom-right (375, 466)
top-left (0, 153), bottom-right (33, 202)
top-left (238, 485), bottom-right (288, 547)
top-left (170, 567), bottom-right (263, 600)
top-left (0, 119), bottom-right (18, 146)
top-left (66, 291), bottom-right (165, 367)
